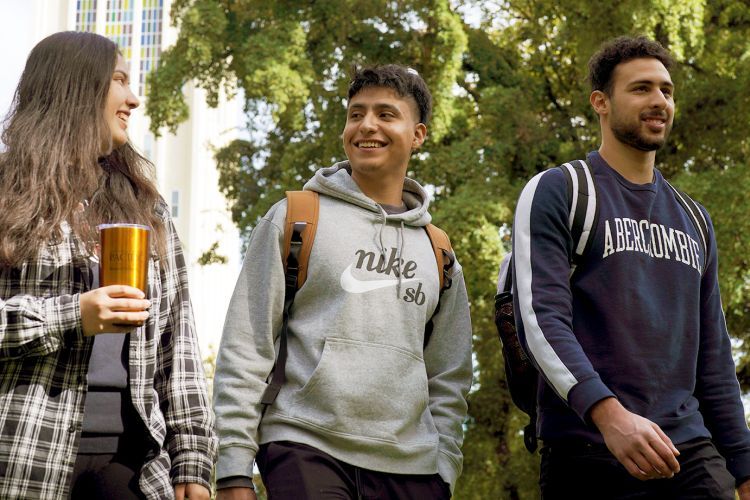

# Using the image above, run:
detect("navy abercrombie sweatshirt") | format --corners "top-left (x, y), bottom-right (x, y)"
top-left (512, 151), bottom-right (750, 481)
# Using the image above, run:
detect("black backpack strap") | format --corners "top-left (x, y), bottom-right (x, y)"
top-left (498, 253), bottom-right (513, 293)
top-left (664, 181), bottom-right (709, 273)
top-left (557, 159), bottom-right (599, 269)
top-left (260, 221), bottom-right (305, 406)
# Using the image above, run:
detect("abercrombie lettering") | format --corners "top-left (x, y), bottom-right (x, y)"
top-left (602, 218), bottom-right (702, 273)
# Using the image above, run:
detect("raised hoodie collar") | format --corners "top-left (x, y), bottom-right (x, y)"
top-left (302, 161), bottom-right (432, 227)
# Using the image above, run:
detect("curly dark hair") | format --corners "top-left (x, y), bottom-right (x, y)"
top-left (588, 36), bottom-right (674, 95)
top-left (348, 64), bottom-right (432, 125)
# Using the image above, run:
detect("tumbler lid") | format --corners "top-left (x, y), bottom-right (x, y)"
top-left (97, 223), bottom-right (151, 231)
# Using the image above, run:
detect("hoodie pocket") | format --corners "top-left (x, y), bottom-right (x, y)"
top-left (291, 337), bottom-right (429, 443)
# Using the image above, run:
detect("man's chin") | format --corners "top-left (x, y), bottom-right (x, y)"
top-left (632, 140), bottom-right (664, 152)
top-left (613, 129), bottom-right (667, 152)
top-left (348, 160), bottom-right (380, 172)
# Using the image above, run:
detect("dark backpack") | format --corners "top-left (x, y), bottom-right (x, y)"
top-left (261, 190), bottom-right (456, 407)
top-left (494, 159), bottom-right (709, 453)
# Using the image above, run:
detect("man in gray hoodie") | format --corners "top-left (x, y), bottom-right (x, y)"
top-left (213, 65), bottom-right (473, 499)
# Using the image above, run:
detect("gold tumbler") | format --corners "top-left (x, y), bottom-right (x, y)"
top-left (98, 223), bottom-right (151, 295)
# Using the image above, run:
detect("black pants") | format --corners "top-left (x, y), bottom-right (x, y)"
top-left (69, 436), bottom-right (149, 499)
top-left (540, 437), bottom-right (735, 499)
top-left (257, 441), bottom-right (451, 499)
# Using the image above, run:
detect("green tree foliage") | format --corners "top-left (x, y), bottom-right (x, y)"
top-left (197, 241), bottom-right (229, 266)
top-left (149, 1), bottom-right (750, 498)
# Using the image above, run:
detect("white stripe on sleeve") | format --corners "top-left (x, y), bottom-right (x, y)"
top-left (515, 171), bottom-right (579, 400)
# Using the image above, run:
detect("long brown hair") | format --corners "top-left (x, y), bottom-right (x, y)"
top-left (0, 31), bottom-right (166, 266)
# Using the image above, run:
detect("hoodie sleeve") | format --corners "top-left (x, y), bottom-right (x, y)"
top-left (423, 262), bottom-right (473, 492)
top-left (512, 168), bottom-right (614, 421)
top-left (213, 204), bottom-right (286, 483)
top-left (693, 209), bottom-right (750, 482)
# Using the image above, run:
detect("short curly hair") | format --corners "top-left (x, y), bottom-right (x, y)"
top-left (347, 64), bottom-right (432, 125)
top-left (588, 36), bottom-right (674, 95)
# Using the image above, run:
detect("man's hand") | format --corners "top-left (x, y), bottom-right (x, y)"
top-left (80, 285), bottom-right (150, 335)
top-left (174, 483), bottom-right (211, 500)
top-left (216, 486), bottom-right (257, 500)
top-left (590, 397), bottom-right (680, 481)
top-left (738, 478), bottom-right (750, 500)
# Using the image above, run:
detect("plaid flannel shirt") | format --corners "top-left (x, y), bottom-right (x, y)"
top-left (0, 202), bottom-right (217, 499)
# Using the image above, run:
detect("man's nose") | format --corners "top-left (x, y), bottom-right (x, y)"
top-left (650, 89), bottom-right (668, 108)
top-left (360, 112), bottom-right (377, 132)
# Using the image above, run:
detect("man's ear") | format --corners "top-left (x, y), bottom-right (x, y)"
top-left (412, 123), bottom-right (427, 150)
top-left (590, 90), bottom-right (609, 116)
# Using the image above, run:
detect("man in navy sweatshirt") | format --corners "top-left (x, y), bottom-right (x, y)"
top-left (512, 36), bottom-right (750, 499)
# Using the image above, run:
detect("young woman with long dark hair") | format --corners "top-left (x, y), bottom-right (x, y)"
top-left (0, 31), bottom-right (215, 500)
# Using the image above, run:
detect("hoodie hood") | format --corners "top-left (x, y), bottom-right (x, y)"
top-left (303, 161), bottom-right (432, 227)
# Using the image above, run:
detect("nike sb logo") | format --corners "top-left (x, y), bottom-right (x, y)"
top-left (340, 264), bottom-right (420, 293)
top-left (339, 248), bottom-right (426, 305)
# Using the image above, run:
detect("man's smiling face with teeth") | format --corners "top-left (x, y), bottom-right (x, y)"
top-left (604, 57), bottom-right (675, 152)
top-left (342, 86), bottom-right (426, 181)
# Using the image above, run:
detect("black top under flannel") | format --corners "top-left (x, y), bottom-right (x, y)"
top-left (0, 202), bottom-right (216, 499)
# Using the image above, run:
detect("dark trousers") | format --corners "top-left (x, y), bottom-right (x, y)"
top-left (540, 437), bottom-right (735, 500)
top-left (257, 441), bottom-right (451, 499)
top-left (69, 436), bottom-right (148, 499)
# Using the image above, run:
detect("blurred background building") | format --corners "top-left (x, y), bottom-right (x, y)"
top-left (0, 0), bottom-right (243, 353)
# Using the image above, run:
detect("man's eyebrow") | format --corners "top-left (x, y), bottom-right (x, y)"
top-left (628, 79), bottom-right (674, 88)
top-left (375, 103), bottom-right (402, 113)
top-left (348, 102), bottom-right (402, 112)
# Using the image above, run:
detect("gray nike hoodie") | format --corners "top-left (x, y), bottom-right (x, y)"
top-left (214, 162), bottom-right (473, 490)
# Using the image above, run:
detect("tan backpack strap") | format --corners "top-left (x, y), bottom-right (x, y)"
top-left (424, 223), bottom-right (454, 292)
top-left (283, 191), bottom-right (319, 288)
top-left (262, 190), bottom-right (319, 407)
top-left (423, 223), bottom-right (455, 349)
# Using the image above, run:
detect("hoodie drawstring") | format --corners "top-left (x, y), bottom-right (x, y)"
top-left (376, 205), bottom-right (407, 299)
top-left (376, 205), bottom-right (388, 262)
top-left (396, 221), bottom-right (405, 298)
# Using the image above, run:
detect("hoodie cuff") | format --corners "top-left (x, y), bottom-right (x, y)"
top-left (216, 444), bottom-right (256, 483)
top-left (437, 449), bottom-right (461, 493)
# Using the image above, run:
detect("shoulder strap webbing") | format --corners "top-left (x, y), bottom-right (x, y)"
top-left (498, 253), bottom-right (512, 294)
top-left (423, 223), bottom-right (455, 349)
top-left (261, 190), bottom-right (319, 407)
top-left (664, 181), bottom-right (709, 273)
top-left (282, 191), bottom-right (319, 289)
top-left (424, 223), bottom-right (454, 292)
top-left (557, 159), bottom-right (599, 269)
